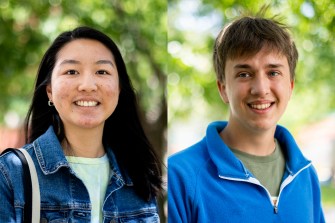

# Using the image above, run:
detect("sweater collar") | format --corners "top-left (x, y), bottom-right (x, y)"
top-left (206, 121), bottom-right (311, 178)
top-left (274, 125), bottom-right (311, 174)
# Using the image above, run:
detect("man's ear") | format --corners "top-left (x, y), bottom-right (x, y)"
top-left (217, 80), bottom-right (229, 104)
top-left (288, 79), bottom-right (295, 99)
top-left (290, 79), bottom-right (295, 90)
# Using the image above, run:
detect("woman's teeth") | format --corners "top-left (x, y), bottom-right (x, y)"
top-left (75, 101), bottom-right (98, 107)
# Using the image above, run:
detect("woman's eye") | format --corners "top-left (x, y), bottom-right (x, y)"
top-left (65, 70), bottom-right (79, 75)
top-left (96, 70), bottom-right (110, 75)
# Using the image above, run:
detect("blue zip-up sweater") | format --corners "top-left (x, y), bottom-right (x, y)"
top-left (168, 121), bottom-right (325, 223)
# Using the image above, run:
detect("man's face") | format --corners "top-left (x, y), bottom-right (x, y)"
top-left (217, 47), bottom-right (294, 133)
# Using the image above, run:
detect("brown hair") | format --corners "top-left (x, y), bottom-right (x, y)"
top-left (213, 15), bottom-right (298, 82)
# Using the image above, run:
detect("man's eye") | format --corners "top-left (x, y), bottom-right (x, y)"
top-left (96, 70), bottom-right (110, 75)
top-left (65, 70), bottom-right (79, 75)
top-left (269, 71), bottom-right (280, 76)
top-left (238, 72), bottom-right (250, 78)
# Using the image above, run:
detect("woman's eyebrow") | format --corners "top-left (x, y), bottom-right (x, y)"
top-left (96, 60), bottom-right (115, 67)
top-left (60, 59), bottom-right (81, 66)
top-left (58, 59), bottom-right (115, 67)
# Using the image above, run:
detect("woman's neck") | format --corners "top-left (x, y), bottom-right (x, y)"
top-left (61, 125), bottom-right (105, 158)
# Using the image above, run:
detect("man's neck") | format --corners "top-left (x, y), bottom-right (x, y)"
top-left (220, 122), bottom-right (276, 156)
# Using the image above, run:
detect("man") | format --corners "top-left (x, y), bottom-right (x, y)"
top-left (168, 14), bottom-right (325, 222)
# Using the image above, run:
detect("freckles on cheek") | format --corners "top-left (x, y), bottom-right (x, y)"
top-left (59, 93), bottom-right (70, 101)
top-left (55, 93), bottom-right (71, 109)
top-left (106, 83), bottom-right (120, 97)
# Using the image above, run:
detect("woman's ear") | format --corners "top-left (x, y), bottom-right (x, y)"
top-left (46, 84), bottom-right (52, 101)
top-left (217, 80), bottom-right (229, 104)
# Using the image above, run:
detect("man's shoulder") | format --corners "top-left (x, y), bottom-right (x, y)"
top-left (168, 138), bottom-right (210, 173)
top-left (168, 121), bottom-right (227, 172)
top-left (169, 137), bottom-right (208, 158)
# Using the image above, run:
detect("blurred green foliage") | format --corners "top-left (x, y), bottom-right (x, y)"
top-left (321, 184), bottom-right (335, 206)
top-left (168, 0), bottom-right (335, 132)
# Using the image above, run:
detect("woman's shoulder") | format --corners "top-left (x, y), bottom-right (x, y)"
top-left (0, 141), bottom-right (36, 165)
top-left (0, 137), bottom-right (36, 168)
top-left (0, 147), bottom-right (30, 189)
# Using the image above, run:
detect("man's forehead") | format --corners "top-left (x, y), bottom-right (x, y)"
top-left (227, 48), bottom-right (288, 65)
top-left (225, 51), bottom-right (290, 74)
top-left (228, 45), bottom-right (285, 61)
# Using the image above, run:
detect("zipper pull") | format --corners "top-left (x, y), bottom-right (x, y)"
top-left (274, 205), bottom-right (278, 214)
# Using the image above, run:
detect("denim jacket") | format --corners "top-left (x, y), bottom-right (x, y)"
top-left (0, 126), bottom-right (159, 223)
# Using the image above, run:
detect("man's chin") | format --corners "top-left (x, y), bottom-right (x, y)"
top-left (248, 120), bottom-right (277, 133)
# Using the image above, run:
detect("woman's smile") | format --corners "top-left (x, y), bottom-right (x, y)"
top-left (47, 39), bottom-right (120, 130)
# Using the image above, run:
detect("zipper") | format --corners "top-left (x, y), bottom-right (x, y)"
top-left (218, 176), bottom-right (276, 211)
top-left (274, 162), bottom-right (312, 212)
top-left (219, 162), bottom-right (312, 214)
top-left (274, 205), bottom-right (278, 213)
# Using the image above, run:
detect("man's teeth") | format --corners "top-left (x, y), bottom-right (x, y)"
top-left (76, 101), bottom-right (98, 107)
top-left (250, 103), bottom-right (271, 110)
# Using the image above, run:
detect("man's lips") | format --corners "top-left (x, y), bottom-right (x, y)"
top-left (247, 101), bottom-right (275, 110)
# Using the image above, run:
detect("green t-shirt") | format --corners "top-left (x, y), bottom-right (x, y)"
top-left (66, 154), bottom-right (110, 223)
top-left (230, 139), bottom-right (285, 199)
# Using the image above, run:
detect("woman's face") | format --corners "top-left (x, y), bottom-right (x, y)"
top-left (46, 39), bottom-right (120, 132)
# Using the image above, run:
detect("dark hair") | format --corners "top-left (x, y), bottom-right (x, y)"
top-left (25, 26), bottom-right (162, 200)
top-left (213, 15), bottom-right (298, 82)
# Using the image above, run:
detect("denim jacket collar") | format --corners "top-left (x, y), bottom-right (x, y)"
top-left (32, 126), bottom-right (132, 185)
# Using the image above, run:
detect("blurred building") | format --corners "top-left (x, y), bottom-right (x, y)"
top-left (0, 127), bottom-right (25, 153)
top-left (297, 114), bottom-right (335, 184)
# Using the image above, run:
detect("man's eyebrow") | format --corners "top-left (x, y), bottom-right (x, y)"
top-left (96, 60), bottom-right (115, 67)
top-left (266, 63), bottom-right (284, 68)
top-left (233, 63), bottom-right (284, 69)
top-left (234, 64), bottom-right (252, 69)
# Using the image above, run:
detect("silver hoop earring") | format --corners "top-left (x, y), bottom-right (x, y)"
top-left (48, 100), bottom-right (54, 107)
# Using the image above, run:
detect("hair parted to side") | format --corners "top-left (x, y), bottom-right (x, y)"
top-left (213, 9), bottom-right (298, 82)
top-left (24, 26), bottom-right (162, 201)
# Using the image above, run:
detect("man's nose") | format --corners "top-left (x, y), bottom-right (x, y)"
top-left (250, 75), bottom-right (270, 96)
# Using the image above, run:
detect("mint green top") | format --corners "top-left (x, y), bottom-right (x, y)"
top-left (66, 154), bottom-right (110, 223)
top-left (230, 139), bottom-right (285, 198)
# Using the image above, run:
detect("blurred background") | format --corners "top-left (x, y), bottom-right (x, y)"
top-left (168, 0), bottom-right (335, 221)
top-left (0, 0), bottom-right (167, 221)
top-left (1, 0), bottom-right (335, 221)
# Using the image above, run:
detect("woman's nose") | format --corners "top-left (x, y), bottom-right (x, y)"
top-left (78, 73), bottom-right (98, 92)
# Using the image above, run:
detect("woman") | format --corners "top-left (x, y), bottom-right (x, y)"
top-left (0, 27), bottom-right (163, 222)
